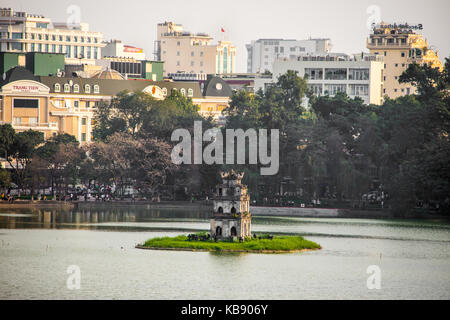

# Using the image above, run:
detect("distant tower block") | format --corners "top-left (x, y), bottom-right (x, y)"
top-left (210, 171), bottom-right (251, 240)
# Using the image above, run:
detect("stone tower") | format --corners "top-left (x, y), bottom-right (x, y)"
top-left (210, 171), bottom-right (251, 240)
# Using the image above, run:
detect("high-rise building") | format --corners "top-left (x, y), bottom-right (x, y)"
top-left (155, 21), bottom-right (236, 76)
top-left (0, 8), bottom-right (105, 66)
top-left (246, 38), bottom-right (332, 73)
top-left (367, 22), bottom-right (442, 99)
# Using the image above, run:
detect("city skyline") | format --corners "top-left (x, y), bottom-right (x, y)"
top-left (4, 0), bottom-right (450, 73)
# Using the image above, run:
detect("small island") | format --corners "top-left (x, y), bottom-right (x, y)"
top-left (136, 171), bottom-right (321, 253)
top-left (136, 233), bottom-right (320, 253)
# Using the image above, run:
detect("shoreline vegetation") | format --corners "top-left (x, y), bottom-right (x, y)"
top-left (137, 234), bottom-right (321, 253)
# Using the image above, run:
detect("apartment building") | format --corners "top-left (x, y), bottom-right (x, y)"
top-left (367, 22), bottom-right (442, 99)
top-left (269, 53), bottom-right (384, 105)
top-left (0, 8), bottom-right (105, 66)
top-left (246, 38), bottom-right (332, 73)
top-left (155, 21), bottom-right (236, 76)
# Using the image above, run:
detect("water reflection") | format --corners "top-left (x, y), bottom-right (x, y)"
top-left (0, 207), bottom-right (211, 230)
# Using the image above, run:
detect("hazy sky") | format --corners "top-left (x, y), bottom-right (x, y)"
top-left (6, 0), bottom-right (450, 72)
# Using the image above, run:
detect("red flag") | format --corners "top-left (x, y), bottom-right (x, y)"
top-left (221, 28), bottom-right (225, 33)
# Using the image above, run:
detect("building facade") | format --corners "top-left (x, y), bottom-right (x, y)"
top-left (0, 67), bottom-right (232, 143)
top-left (155, 22), bottom-right (236, 76)
top-left (102, 40), bottom-right (146, 60)
top-left (246, 38), bottom-right (332, 73)
top-left (270, 53), bottom-right (384, 105)
top-left (0, 8), bottom-right (105, 66)
top-left (210, 171), bottom-right (251, 240)
top-left (367, 22), bottom-right (443, 99)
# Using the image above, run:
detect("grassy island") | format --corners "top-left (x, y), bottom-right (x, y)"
top-left (136, 233), bottom-right (321, 253)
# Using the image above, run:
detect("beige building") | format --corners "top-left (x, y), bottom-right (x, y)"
top-left (367, 22), bottom-right (443, 99)
top-left (0, 8), bottom-right (105, 66)
top-left (155, 22), bottom-right (236, 76)
top-left (0, 67), bottom-right (232, 144)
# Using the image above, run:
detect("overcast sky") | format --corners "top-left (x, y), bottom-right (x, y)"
top-left (6, 0), bottom-right (450, 72)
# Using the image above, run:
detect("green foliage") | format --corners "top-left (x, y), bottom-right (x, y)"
top-left (143, 234), bottom-right (321, 252)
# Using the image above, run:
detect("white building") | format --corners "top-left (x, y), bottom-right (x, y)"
top-left (259, 53), bottom-right (384, 105)
top-left (246, 38), bottom-right (332, 73)
top-left (102, 40), bottom-right (145, 60)
top-left (0, 8), bottom-right (104, 65)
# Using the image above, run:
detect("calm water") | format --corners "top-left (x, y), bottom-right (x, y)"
top-left (0, 206), bottom-right (449, 300)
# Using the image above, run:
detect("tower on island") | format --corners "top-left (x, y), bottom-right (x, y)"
top-left (210, 171), bottom-right (251, 240)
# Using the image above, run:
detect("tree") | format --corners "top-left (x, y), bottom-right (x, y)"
top-left (3, 129), bottom-right (44, 195)
top-left (88, 133), bottom-right (175, 197)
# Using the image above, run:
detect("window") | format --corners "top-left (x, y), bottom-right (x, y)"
top-left (191, 51), bottom-right (194, 56)
top-left (11, 43), bottom-right (23, 51)
top-left (66, 36), bottom-right (70, 42)
top-left (177, 51), bottom-right (180, 56)
top-left (81, 133), bottom-right (86, 142)
top-left (290, 47), bottom-right (296, 52)
top-left (64, 84), bottom-right (70, 92)
top-left (200, 51), bottom-right (203, 57)
top-left (54, 83), bottom-right (61, 92)
top-left (13, 117), bottom-right (22, 125)
top-left (190, 61), bottom-right (194, 66)
top-left (85, 84), bottom-right (91, 93)
top-left (29, 117), bottom-right (38, 125)
top-left (176, 61), bottom-right (180, 66)
top-left (200, 61), bottom-right (203, 67)
top-left (180, 88), bottom-right (186, 96)
top-left (324, 84), bottom-right (347, 95)
top-left (307, 84), bottom-right (323, 96)
top-left (13, 99), bottom-right (38, 108)
top-left (395, 64), bottom-right (398, 67)
top-left (394, 89), bottom-right (398, 92)
top-left (81, 118), bottom-right (87, 125)
top-left (401, 52), bottom-right (405, 57)
top-left (177, 41), bottom-right (180, 46)
top-left (93, 85), bottom-right (100, 94)
top-left (349, 84), bottom-right (369, 96)
top-left (73, 84), bottom-right (80, 93)
top-left (65, 45), bottom-right (71, 58)
top-left (74, 101), bottom-right (79, 108)
top-left (305, 68), bottom-right (323, 80)
top-left (188, 88), bottom-right (193, 97)
top-left (325, 68), bottom-right (347, 80)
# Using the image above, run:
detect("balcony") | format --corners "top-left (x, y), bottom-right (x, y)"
top-left (0, 121), bottom-right (59, 131)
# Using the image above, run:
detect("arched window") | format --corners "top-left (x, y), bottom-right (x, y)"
top-left (54, 83), bottom-right (61, 92)
top-left (73, 84), bottom-right (80, 93)
top-left (64, 83), bottom-right (70, 93)
top-left (216, 226), bottom-right (222, 236)
top-left (93, 85), bottom-right (100, 94)
top-left (187, 88), bottom-right (194, 97)
top-left (162, 87), bottom-right (167, 96)
top-left (218, 207), bottom-right (223, 214)
top-left (231, 207), bottom-right (237, 214)
top-left (180, 88), bottom-right (186, 96)
top-left (230, 227), bottom-right (237, 237)
top-left (171, 88), bottom-right (177, 95)
top-left (85, 84), bottom-right (90, 93)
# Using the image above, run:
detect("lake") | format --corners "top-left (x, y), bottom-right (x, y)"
top-left (0, 206), bottom-right (449, 299)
